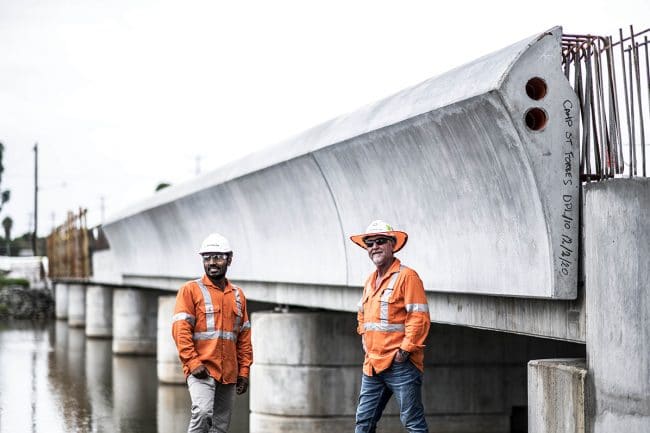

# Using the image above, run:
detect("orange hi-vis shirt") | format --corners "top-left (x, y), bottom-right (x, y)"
top-left (357, 258), bottom-right (430, 376)
top-left (172, 275), bottom-right (252, 383)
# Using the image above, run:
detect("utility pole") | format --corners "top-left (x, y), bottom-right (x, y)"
top-left (33, 142), bottom-right (38, 256)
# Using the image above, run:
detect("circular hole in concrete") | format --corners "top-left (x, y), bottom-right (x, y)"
top-left (525, 108), bottom-right (548, 131)
top-left (525, 77), bottom-right (547, 100)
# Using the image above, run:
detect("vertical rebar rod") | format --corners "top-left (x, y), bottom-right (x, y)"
top-left (619, 29), bottom-right (633, 177)
top-left (607, 35), bottom-right (624, 173)
top-left (628, 48), bottom-right (637, 175)
top-left (633, 42), bottom-right (646, 176)
top-left (645, 36), bottom-right (650, 177)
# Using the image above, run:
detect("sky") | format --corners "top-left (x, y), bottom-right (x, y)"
top-left (1, 0), bottom-right (648, 238)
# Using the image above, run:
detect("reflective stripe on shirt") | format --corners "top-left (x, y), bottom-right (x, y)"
top-left (405, 303), bottom-right (429, 313)
top-left (172, 312), bottom-right (196, 326)
top-left (195, 278), bottom-right (215, 331)
top-left (192, 330), bottom-right (237, 341)
top-left (233, 286), bottom-right (242, 332)
top-left (363, 322), bottom-right (405, 332)
top-left (365, 266), bottom-right (405, 333)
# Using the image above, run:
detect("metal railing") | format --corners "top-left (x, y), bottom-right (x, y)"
top-left (562, 26), bottom-right (649, 181)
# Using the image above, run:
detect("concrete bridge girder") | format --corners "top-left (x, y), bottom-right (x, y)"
top-left (103, 26), bottom-right (578, 300)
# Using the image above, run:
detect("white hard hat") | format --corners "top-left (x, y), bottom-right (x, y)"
top-left (349, 219), bottom-right (408, 252)
top-left (198, 233), bottom-right (232, 254)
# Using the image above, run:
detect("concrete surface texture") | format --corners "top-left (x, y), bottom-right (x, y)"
top-left (527, 358), bottom-right (586, 433)
top-left (103, 27), bottom-right (578, 299)
top-left (584, 179), bottom-right (650, 433)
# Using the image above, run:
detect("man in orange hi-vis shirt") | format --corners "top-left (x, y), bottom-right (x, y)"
top-left (172, 233), bottom-right (252, 433)
top-left (350, 220), bottom-right (431, 433)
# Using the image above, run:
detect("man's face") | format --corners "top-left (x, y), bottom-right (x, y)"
top-left (202, 252), bottom-right (232, 280)
top-left (364, 236), bottom-right (395, 268)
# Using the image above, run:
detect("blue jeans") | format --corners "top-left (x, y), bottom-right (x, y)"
top-left (355, 360), bottom-right (428, 433)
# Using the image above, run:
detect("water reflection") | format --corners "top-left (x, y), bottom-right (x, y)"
top-left (0, 320), bottom-right (250, 433)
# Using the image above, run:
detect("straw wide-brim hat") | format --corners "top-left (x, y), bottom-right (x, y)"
top-left (349, 220), bottom-right (408, 253)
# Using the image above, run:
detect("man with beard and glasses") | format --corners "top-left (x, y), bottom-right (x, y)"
top-left (350, 220), bottom-right (431, 433)
top-left (172, 233), bottom-right (252, 433)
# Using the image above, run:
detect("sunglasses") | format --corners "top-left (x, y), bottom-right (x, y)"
top-left (363, 237), bottom-right (393, 248)
top-left (202, 253), bottom-right (230, 261)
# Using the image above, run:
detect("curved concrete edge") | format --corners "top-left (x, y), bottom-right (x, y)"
top-left (499, 26), bottom-right (580, 299)
top-left (250, 413), bottom-right (510, 433)
top-left (107, 28), bottom-right (548, 225)
top-left (251, 311), bottom-right (361, 365)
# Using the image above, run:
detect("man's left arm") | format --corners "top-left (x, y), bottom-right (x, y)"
top-left (236, 292), bottom-right (253, 394)
top-left (400, 272), bottom-right (431, 354)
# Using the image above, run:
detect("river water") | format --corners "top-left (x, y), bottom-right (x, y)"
top-left (0, 320), bottom-right (249, 433)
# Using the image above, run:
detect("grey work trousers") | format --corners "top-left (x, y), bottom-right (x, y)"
top-left (187, 375), bottom-right (236, 433)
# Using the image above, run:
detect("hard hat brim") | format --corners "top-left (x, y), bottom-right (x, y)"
top-left (349, 230), bottom-right (408, 253)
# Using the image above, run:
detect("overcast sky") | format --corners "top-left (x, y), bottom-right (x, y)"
top-left (1, 0), bottom-right (648, 238)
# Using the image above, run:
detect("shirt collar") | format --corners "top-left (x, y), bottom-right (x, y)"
top-left (373, 258), bottom-right (402, 287)
top-left (201, 274), bottom-right (233, 293)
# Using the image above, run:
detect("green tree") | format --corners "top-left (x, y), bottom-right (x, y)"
top-left (2, 216), bottom-right (11, 255)
top-left (0, 142), bottom-right (10, 213)
top-left (155, 182), bottom-right (171, 192)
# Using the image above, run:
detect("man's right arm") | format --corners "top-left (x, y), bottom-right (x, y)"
top-left (171, 283), bottom-right (204, 374)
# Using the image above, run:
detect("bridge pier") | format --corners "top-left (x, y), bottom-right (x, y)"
top-left (54, 282), bottom-right (69, 320)
top-left (112, 288), bottom-right (158, 355)
top-left (585, 179), bottom-right (650, 433)
top-left (250, 310), bottom-right (360, 432)
top-left (157, 295), bottom-right (185, 383)
top-left (67, 283), bottom-right (86, 328)
top-left (85, 285), bottom-right (113, 338)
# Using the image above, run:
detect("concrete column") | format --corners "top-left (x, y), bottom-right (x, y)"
top-left (112, 288), bottom-right (158, 355)
top-left (528, 359), bottom-right (587, 433)
top-left (157, 295), bottom-right (185, 383)
top-left (86, 285), bottom-right (113, 338)
top-left (250, 311), bottom-right (361, 432)
top-left (67, 283), bottom-right (86, 328)
top-left (55, 282), bottom-right (69, 320)
top-left (584, 179), bottom-right (650, 433)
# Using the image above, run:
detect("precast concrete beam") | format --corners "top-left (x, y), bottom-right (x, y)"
top-left (157, 295), bottom-right (185, 383)
top-left (54, 282), bottom-right (68, 320)
top-left (112, 289), bottom-right (158, 355)
top-left (85, 285), bottom-right (113, 338)
top-left (528, 359), bottom-right (586, 433)
top-left (104, 26), bottom-right (578, 300)
top-left (67, 283), bottom-right (86, 327)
